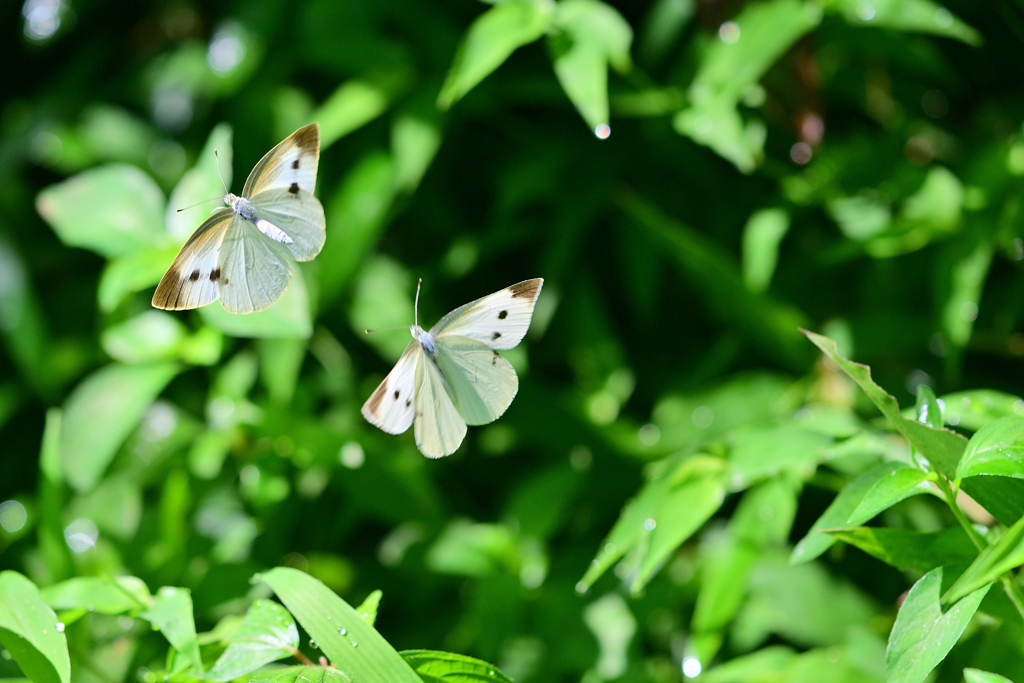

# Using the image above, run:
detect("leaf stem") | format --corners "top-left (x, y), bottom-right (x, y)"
top-left (292, 648), bottom-right (315, 667)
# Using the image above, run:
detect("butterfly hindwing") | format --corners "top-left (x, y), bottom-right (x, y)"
top-left (432, 278), bottom-right (543, 350)
top-left (361, 342), bottom-right (420, 435)
top-left (242, 122), bottom-right (320, 198)
top-left (414, 355), bottom-right (467, 458)
top-left (433, 336), bottom-right (519, 426)
top-left (217, 219), bottom-right (292, 314)
top-left (249, 188), bottom-right (326, 261)
top-left (151, 210), bottom-right (232, 310)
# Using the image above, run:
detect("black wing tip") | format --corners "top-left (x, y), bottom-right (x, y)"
top-left (509, 278), bottom-right (543, 301)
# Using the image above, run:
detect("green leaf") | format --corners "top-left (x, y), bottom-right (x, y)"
top-left (583, 593), bottom-right (636, 679)
top-left (259, 568), bottom-right (422, 683)
top-left (438, 0), bottom-right (554, 109)
top-left (166, 124), bottom-right (232, 243)
top-left (963, 669), bottom-right (1014, 683)
top-left (400, 650), bottom-right (513, 683)
top-left (802, 330), bottom-right (967, 477)
top-left (426, 520), bottom-right (515, 578)
top-left (349, 256), bottom-right (415, 361)
top-left (258, 338), bottom-right (307, 405)
top-left (320, 154), bottom-right (398, 306)
top-left (68, 473), bottom-right (143, 540)
top-left (791, 461), bottom-right (910, 564)
top-left (140, 587), bottom-right (202, 673)
top-left (674, 0), bottom-right (821, 171)
top-left (101, 311), bottom-right (187, 364)
top-left (958, 417), bottom-right (1024, 479)
top-left (847, 467), bottom-right (932, 523)
top-left (36, 164), bottom-right (167, 258)
top-left (741, 208), bottom-right (790, 293)
top-left (825, 527), bottom-right (977, 573)
top-left (828, 194), bottom-right (892, 241)
top-left (97, 245), bottom-right (182, 313)
top-left (204, 599), bottom-right (298, 681)
top-left (250, 666), bottom-right (351, 683)
top-left (316, 81), bottom-right (390, 149)
top-left (943, 513), bottom-right (1024, 604)
top-left (391, 115), bottom-right (442, 194)
top-left (700, 646), bottom-right (796, 683)
top-left (886, 567), bottom-right (989, 683)
top-left (550, 0), bottom-right (633, 133)
top-left (691, 531), bottom-right (759, 634)
top-left (40, 576), bottom-right (151, 615)
top-left (0, 571), bottom-right (70, 683)
top-left (200, 264), bottom-right (312, 339)
top-left (941, 239), bottom-right (992, 349)
top-left (825, 0), bottom-right (981, 45)
top-left (727, 424), bottom-right (833, 488)
top-left (355, 591), bottom-right (381, 628)
top-left (61, 362), bottom-right (180, 492)
top-left (937, 391), bottom-right (1024, 432)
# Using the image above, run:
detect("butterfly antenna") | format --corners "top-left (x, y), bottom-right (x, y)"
top-left (214, 149), bottom-right (229, 195)
top-left (175, 196), bottom-right (223, 212)
top-left (414, 278), bottom-right (422, 327)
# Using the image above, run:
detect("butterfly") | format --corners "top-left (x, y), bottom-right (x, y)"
top-left (362, 278), bottom-right (544, 458)
top-left (152, 123), bottom-right (325, 313)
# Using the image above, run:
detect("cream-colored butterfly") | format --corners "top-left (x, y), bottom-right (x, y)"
top-left (362, 278), bottom-right (544, 458)
top-left (152, 123), bottom-right (325, 313)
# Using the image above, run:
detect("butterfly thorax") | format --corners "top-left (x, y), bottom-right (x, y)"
top-left (226, 193), bottom-right (257, 222)
top-left (412, 325), bottom-right (437, 355)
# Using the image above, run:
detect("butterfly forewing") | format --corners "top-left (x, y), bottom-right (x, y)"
top-left (414, 357), bottom-right (467, 458)
top-left (152, 210), bottom-right (233, 310)
top-left (361, 342), bottom-right (420, 434)
top-left (217, 219), bottom-right (292, 314)
top-left (433, 337), bottom-right (519, 426)
top-left (242, 123), bottom-right (320, 198)
top-left (249, 188), bottom-right (326, 261)
top-left (433, 278), bottom-right (543, 350)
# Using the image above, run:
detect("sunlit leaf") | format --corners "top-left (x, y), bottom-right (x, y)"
top-left (957, 417), bottom-right (1024, 479)
top-left (963, 669), bottom-right (1014, 683)
top-left (204, 599), bottom-right (298, 681)
top-left (36, 164), bottom-right (167, 258)
top-left (438, 0), bottom-right (554, 109)
top-left (0, 571), bottom-right (71, 683)
top-left (741, 208), bottom-right (790, 293)
top-left (316, 81), bottom-right (390, 149)
top-left (825, 0), bottom-right (981, 45)
top-left (943, 513), bottom-right (1024, 604)
top-left (847, 467), bottom-right (932, 523)
top-left (887, 567), bottom-right (989, 683)
top-left (391, 116), bottom-right (442, 194)
top-left (166, 124), bottom-right (232, 243)
top-left (400, 650), bottom-right (512, 683)
top-left (98, 245), bottom-right (182, 313)
top-left (140, 587), bottom-right (202, 673)
top-left (41, 576), bottom-right (151, 614)
top-left (825, 527), bottom-right (976, 572)
top-left (250, 666), bottom-right (351, 683)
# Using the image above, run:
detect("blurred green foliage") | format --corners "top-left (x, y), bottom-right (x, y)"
top-left (4, 1), bottom-right (1024, 683)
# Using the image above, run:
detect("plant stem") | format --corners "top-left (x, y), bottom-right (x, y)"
top-left (293, 649), bottom-right (315, 667)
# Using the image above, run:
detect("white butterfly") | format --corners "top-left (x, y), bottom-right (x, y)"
top-left (362, 278), bottom-right (544, 458)
top-left (152, 123), bottom-right (325, 313)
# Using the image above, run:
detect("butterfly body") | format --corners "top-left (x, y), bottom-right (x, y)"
top-left (362, 278), bottom-right (544, 458)
top-left (153, 123), bottom-right (324, 313)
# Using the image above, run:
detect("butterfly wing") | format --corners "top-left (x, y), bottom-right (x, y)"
top-left (217, 220), bottom-right (292, 314)
top-left (361, 342), bottom-right (420, 435)
top-left (249, 188), bottom-right (326, 261)
top-left (242, 123), bottom-right (320, 198)
top-left (433, 336), bottom-right (518, 426)
top-left (414, 355), bottom-right (468, 458)
top-left (152, 209), bottom-right (232, 310)
top-left (432, 278), bottom-right (543, 350)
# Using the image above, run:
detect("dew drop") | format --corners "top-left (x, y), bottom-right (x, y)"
top-left (594, 124), bottom-right (611, 140)
top-left (575, 581), bottom-right (588, 594)
top-left (338, 627), bottom-right (347, 635)
top-left (55, 622), bottom-right (65, 632)
top-left (350, 640), bottom-right (358, 647)
top-left (310, 639), bottom-right (318, 649)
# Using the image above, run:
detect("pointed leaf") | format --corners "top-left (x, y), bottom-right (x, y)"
top-left (204, 599), bottom-right (298, 681)
top-left (316, 81), bottom-right (390, 149)
top-left (825, 527), bottom-right (977, 573)
top-left (886, 567), bottom-right (989, 683)
top-left (259, 568), bottom-right (421, 683)
top-left (943, 513), bottom-right (1024, 604)
top-left (250, 666), bottom-right (351, 683)
top-left (355, 591), bottom-right (381, 628)
top-left (61, 362), bottom-right (180, 491)
top-left (963, 669), bottom-right (1014, 683)
top-left (438, 0), bottom-right (553, 109)
top-left (958, 417), bottom-right (1024, 480)
top-left (41, 576), bottom-right (151, 615)
top-left (0, 571), bottom-right (70, 683)
top-left (140, 587), bottom-right (202, 673)
top-left (848, 467), bottom-right (932, 523)
top-left (826, 0), bottom-right (981, 45)
top-left (400, 650), bottom-right (513, 683)
top-left (803, 330), bottom-right (966, 477)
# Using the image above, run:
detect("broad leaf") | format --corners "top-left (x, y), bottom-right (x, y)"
top-left (825, 0), bottom-right (981, 45)
top-left (0, 571), bottom-right (70, 683)
top-left (847, 467), bottom-right (932, 523)
top-left (250, 666), bottom-right (351, 683)
top-left (400, 650), bottom-right (513, 683)
top-left (963, 669), bottom-right (1014, 683)
top-left (958, 417), bottom-right (1024, 479)
top-left (259, 568), bottom-right (422, 683)
top-left (204, 599), bottom-right (298, 681)
top-left (316, 81), bottom-right (390, 149)
top-left (41, 576), bottom-right (151, 614)
top-left (886, 567), bottom-right (989, 683)
top-left (61, 362), bottom-right (180, 492)
top-left (36, 164), bottom-right (167, 258)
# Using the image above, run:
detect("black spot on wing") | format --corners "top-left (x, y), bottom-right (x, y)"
top-left (492, 351), bottom-right (499, 365)
top-left (498, 310), bottom-right (508, 319)
top-left (288, 182), bottom-right (300, 195)
top-left (394, 390), bottom-right (400, 399)
top-left (291, 159), bottom-right (300, 169)
top-left (210, 268), bottom-right (221, 282)
top-left (492, 332), bottom-right (502, 340)
top-left (405, 399), bottom-right (411, 408)
top-left (189, 270), bottom-right (200, 282)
